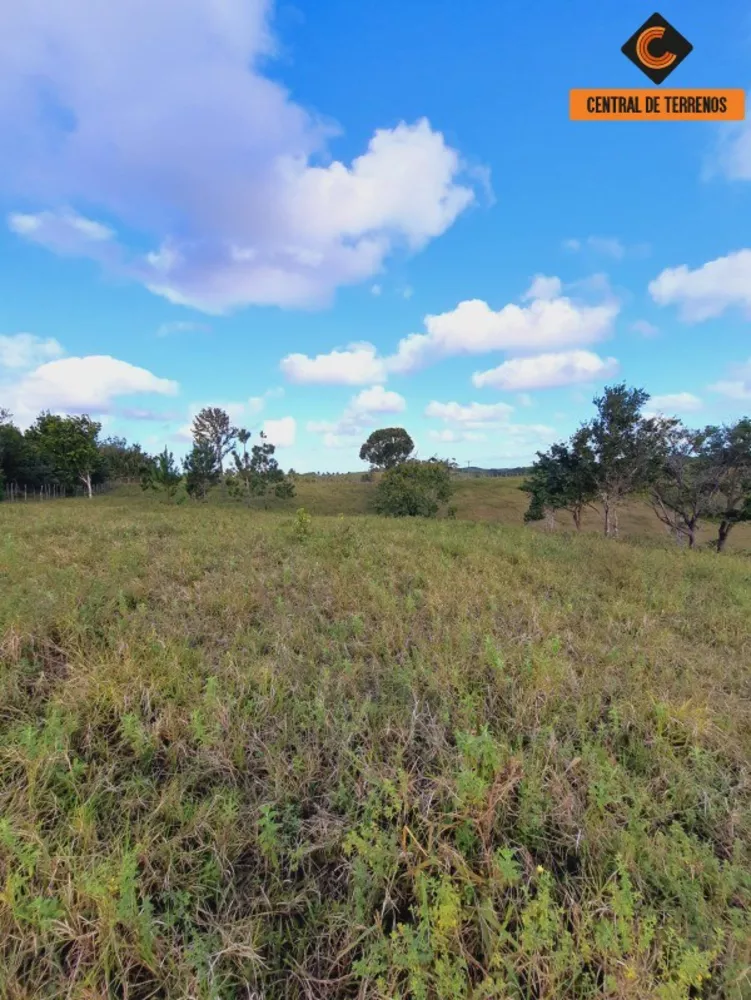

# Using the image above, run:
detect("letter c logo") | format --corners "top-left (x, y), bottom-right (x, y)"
top-left (636, 26), bottom-right (676, 70)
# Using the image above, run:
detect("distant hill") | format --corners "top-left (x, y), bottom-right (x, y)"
top-left (455, 465), bottom-right (531, 477)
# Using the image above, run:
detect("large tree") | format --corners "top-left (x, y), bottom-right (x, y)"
top-left (648, 425), bottom-right (721, 549)
top-left (191, 407), bottom-right (238, 473)
top-left (26, 413), bottom-right (103, 498)
top-left (703, 418), bottom-right (751, 552)
top-left (584, 383), bottom-right (664, 537)
top-left (522, 427), bottom-right (599, 530)
top-left (359, 427), bottom-right (414, 470)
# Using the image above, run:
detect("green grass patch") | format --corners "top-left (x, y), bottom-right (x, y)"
top-left (0, 496), bottom-right (749, 998)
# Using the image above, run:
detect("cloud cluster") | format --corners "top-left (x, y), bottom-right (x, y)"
top-left (307, 385), bottom-right (406, 447)
top-left (709, 359), bottom-right (751, 401)
top-left (281, 275), bottom-right (620, 391)
top-left (649, 249), bottom-right (751, 321)
top-left (644, 392), bottom-right (703, 416)
top-left (0, 334), bottom-right (179, 427)
top-left (472, 350), bottom-right (619, 391)
top-left (1, 0), bottom-right (478, 312)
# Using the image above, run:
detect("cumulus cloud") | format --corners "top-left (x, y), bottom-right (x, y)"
top-left (649, 249), bottom-right (751, 321)
top-left (2, 355), bottom-right (179, 426)
top-left (425, 400), bottom-right (514, 425)
top-left (645, 392), bottom-right (703, 415)
top-left (386, 284), bottom-right (618, 375)
top-left (708, 358), bottom-right (751, 401)
top-left (472, 350), bottom-right (619, 391)
top-left (522, 275), bottom-right (562, 301)
top-left (1, 0), bottom-right (478, 312)
top-left (307, 384), bottom-right (406, 445)
top-left (429, 429), bottom-right (487, 443)
top-left (281, 343), bottom-right (387, 385)
top-left (262, 415), bottom-right (296, 447)
top-left (0, 332), bottom-right (64, 369)
top-left (280, 275), bottom-right (618, 386)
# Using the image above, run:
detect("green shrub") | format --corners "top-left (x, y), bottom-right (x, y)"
top-left (373, 459), bottom-right (453, 517)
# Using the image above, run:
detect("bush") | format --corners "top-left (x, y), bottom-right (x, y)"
top-left (373, 459), bottom-right (453, 518)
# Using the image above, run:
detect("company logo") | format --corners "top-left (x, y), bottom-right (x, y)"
top-left (621, 13), bottom-right (693, 85)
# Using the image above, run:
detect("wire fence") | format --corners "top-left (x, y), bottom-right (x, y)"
top-left (2, 481), bottom-right (114, 502)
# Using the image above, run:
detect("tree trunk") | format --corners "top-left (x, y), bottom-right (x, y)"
top-left (603, 500), bottom-right (611, 537)
top-left (81, 472), bottom-right (93, 498)
top-left (686, 519), bottom-right (697, 550)
top-left (716, 520), bottom-right (732, 553)
top-left (572, 507), bottom-right (582, 531)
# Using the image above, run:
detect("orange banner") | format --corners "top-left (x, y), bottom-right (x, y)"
top-left (570, 88), bottom-right (745, 121)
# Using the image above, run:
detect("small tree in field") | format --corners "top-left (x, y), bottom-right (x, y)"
top-left (704, 418), bottom-right (751, 552)
top-left (226, 429), bottom-right (295, 506)
top-left (359, 427), bottom-right (414, 470)
top-left (522, 427), bottom-right (599, 530)
top-left (191, 406), bottom-right (238, 473)
top-left (647, 425), bottom-right (721, 549)
top-left (183, 441), bottom-right (220, 500)
top-left (584, 383), bottom-right (664, 537)
top-left (26, 413), bottom-right (102, 497)
top-left (141, 448), bottom-right (182, 502)
top-left (374, 458), bottom-right (453, 517)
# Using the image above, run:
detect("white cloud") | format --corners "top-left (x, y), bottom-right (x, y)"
top-left (429, 429), bottom-right (487, 443)
top-left (350, 385), bottom-right (406, 415)
top-left (281, 342), bottom-right (387, 385)
top-left (649, 249), bottom-right (751, 321)
top-left (307, 384), bottom-right (406, 443)
top-left (262, 415), bottom-right (296, 447)
top-left (708, 358), bottom-right (751, 401)
top-left (425, 400), bottom-right (514, 425)
top-left (0, 333), bottom-right (64, 369)
top-left (386, 285), bottom-right (618, 375)
top-left (402, 285), bottom-right (414, 300)
top-left (8, 209), bottom-right (115, 257)
top-left (280, 276), bottom-right (618, 385)
top-left (2, 355), bottom-right (178, 426)
top-left (472, 350), bottom-right (619, 391)
top-left (370, 284), bottom-right (382, 296)
top-left (522, 275), bottom-right (562, 301)
top-left (1, 1), bottom-right (479, 312)
top-left (645, 392), bottom-right (703, 414)
top-left (516, 393), bottom-right (533, 407)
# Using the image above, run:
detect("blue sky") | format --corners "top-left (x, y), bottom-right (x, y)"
top-left (1, 0), bottom-right (750, 472)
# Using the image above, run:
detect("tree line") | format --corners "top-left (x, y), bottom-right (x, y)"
top-left (3, 387), bottom-right (749, 551)
top-left (521, 383), bottom-right (751, 552)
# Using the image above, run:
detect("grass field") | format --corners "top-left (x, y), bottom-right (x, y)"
top-left (114, 474), bottom-right (751, 552)
top-left (1, 486), bottom-right (750, 998)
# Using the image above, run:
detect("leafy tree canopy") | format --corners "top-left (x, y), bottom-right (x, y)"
top-left (359, 427), bottom-right (414, 470)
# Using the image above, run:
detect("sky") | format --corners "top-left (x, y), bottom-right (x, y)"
top-left (1, 0), bottom-right (751, 472)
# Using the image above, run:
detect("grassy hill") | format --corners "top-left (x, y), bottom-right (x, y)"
top-left (0, 491), bottom-right (749, 998)
top-left (112, 473), bottom-right (751, 551)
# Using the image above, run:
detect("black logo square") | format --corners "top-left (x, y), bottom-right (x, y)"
top-left (621, 13), bottom-right (693, 85)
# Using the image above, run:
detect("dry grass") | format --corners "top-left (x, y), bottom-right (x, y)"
top-left (0, 492), bottom-right (749, 998)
